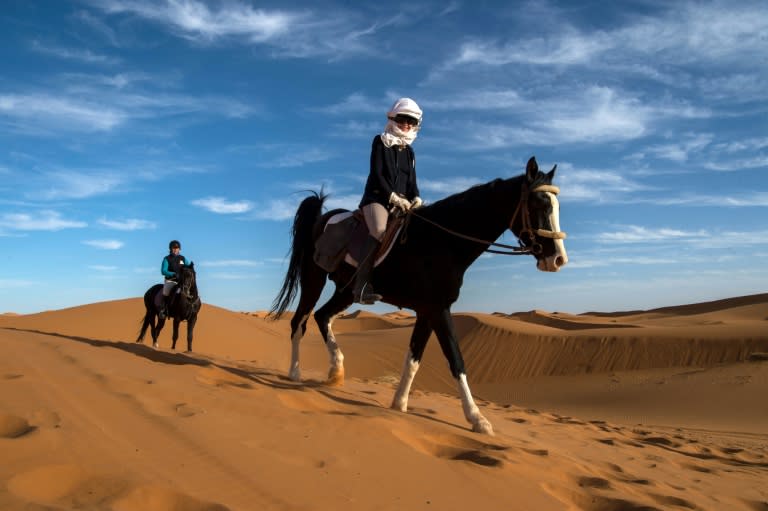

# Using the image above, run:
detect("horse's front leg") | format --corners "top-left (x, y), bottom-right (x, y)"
top-left (431, 307), bottom-right (493, 435)
top-left (171, 318), bottom-right (181, 350)
top-left (185, 315), bottom-right (197, 352)
top-left (392, 314), bottom-right (432, 412)
top-left (315, 291), bottom-right (354, 386)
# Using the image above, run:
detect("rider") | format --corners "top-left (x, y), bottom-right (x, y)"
top-left (355, 97), bottom-right (424, 304)
top-left (160, 239), bottom-right (188, 319)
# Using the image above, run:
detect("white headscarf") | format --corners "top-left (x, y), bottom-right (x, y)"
top-left (380, 97), bottom-right (422, 148)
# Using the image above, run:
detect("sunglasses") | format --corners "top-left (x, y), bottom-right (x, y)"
top-left (392, 115), bottom-right (419, 126)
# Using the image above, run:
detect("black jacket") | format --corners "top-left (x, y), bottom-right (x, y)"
top-left (359, 135), bottom-right (419, 208)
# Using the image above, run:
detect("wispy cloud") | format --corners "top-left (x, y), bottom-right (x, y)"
top-left (0, 279), bottom-right (34, 289)
top-left (98, 218), bottom-right (157, 230)
top-left (90, 0), bottom-right (380, 59)
top-left (0, 210), bottom-right (87, 231)
top-left (597, 225), bottom-right (709, 243)
top-left (191, 197), bottom-right (254, 214)
top-left (0, 93), bottom-right (125, 132)
top-left (439, 2), bottom-right (768, 72)
top-left (201, 259), bottom-right (263, 268)
top-left (83, 239), bottom-right (124, 249)
top-left (29, 39), bottom-right (119, 65)
top-left (0, 71), bottom-right (256, 135)
top-left (252, 198), bottom-right (299, 221)
top-left (89, 265), bottom-right (119, 271)
top-left (30, 171), bottom-right (126, 200)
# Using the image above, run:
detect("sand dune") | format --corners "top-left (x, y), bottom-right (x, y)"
top-left (1, 294), bottom-right (767, 510)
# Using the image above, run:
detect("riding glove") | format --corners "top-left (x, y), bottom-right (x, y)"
top-left (411, 197), bottom-right (423, 209)
top-left (389, 192), bottom-right (412, 212)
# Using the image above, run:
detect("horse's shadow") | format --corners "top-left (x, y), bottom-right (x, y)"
top-left (2, 326), bottom-right (477, 432)
top-left (2, 327), bottom-right (357, 396)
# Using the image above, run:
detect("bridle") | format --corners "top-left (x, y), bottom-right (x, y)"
top-left (405, 183), bottom-right (567, 256)
top-left (178, 269), bottom-right (197, 300)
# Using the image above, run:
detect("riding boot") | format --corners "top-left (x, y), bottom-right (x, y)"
top-left (159, 295), bottom-right (170, 319)
top-left (353, 235), bottom-right (383, 304)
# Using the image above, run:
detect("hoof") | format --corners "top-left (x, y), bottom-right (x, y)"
top-left (326, 367), bottom-right (345, 387)
top-left (390, 402), bottom-right (408, 413)
top-left (472, 417), bottom-right (495, 435)
top-left (152, 343), bottom-right (159, 350)
top-left (288, 369), bottom-right (301, 382)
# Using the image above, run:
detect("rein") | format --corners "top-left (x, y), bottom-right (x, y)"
top-left (405, 184), bottom-right (566, 256)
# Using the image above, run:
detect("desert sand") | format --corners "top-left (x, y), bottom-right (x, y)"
top-left (1, 294), bottom-right (767, 510)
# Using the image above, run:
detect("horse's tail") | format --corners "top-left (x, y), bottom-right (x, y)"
top-left (136, 288), bottom-right (155, 342)
top-left (136, 311), bottom-right (151, 342)
top-left (269, 191), bottom-right (327, 319)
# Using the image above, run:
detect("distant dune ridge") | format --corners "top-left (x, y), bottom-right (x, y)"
top-left (1, 294), bottom-right (767, 510)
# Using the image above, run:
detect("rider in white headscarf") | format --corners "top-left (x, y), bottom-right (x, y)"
top-left (355, 97), bottom-right (424, 304)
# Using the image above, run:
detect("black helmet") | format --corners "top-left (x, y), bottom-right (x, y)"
top-left (169, 240), bottom-right (181, 250)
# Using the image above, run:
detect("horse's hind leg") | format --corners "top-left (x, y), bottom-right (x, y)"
top-left (288, 269), bottom-right (327, 382)
top-left (314, 290), bottom-right (354, 386)
top-left (152, 317), bottom-right (166, 349)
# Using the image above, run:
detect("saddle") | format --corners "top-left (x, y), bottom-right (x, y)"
top-left (313, 210), bottom-right (405, 272)
top-left (153, 286), bottom-right (179, 310)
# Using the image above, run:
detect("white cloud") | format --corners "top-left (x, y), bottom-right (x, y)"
top-left (29, 40), bottom-right (119, 64)
top-left (83, 239), bottom-right (124, 250)
top-left (0, 94), bottom-right (125, 132)
top-left (0, 279), bottom-right (34, 289)
top-left (31, 171), bottom-right (125, 200)
top-left (0, 210), bottom-right (86, 231)
top-left (202, 260), bottom-right (262, 267)
top-left (89, 265), bottom-right (119, 271)
top-left (98, 218), bottom-right (157, 230)
top-left (597, 225), bottom-right (709, 243)
top-left (92, 0), bottom-right (376, 59)
top-left (191, 196), bottom-right (254, 214)
top-left (252, 198), bottom-right (298, 221)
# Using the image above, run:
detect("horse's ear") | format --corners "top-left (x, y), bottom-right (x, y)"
top-left (526, 156), bottom-right (539, 182)
top-left (546, 164), bottom-right (557, 181)
top-left (189, 261), bottom-right (195, 269)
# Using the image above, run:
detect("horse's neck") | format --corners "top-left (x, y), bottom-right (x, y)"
top-left (419, 175), bottom-right (524, 268)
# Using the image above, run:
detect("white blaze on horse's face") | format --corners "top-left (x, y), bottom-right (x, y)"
top-left (537, 190), bottom-right (568, 272)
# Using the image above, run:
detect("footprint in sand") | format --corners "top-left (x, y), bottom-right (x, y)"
top-left (7, 463), bottom-right (129, 508)
top-left (195, 367), bottom-right (255, 389)
top-left (0, 412), bottom-right (34, 438)
top-left (112, 484), bottom-right (230, 511)
top-left (390, 429), bottom-right (509, 468)
top-left (8, 464), bottom-right (230, 511)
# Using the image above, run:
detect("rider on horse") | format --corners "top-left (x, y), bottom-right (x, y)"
top-left (355, 97), bottom-right (425, 304)
top-left (160, 239), bottom-right (187, 319)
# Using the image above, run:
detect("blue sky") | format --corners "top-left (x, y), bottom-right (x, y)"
top-left (1, 0), bottom-right (767, 315)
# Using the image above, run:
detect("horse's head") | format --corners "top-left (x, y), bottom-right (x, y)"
top-left (511, 157), bottom-right (568, 272)
top-left (177, 262), bottom-right (198, 299)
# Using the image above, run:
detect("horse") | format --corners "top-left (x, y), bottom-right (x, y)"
top-left (137, 263), bottom-right (202, 352)
top-left (269, 156), bottom-right (567, 434)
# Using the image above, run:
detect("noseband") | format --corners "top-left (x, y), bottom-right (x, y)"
top-left (504, 183), bottom-right (567, 255)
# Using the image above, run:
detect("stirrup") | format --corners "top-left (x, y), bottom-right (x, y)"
top-left (355, 283), bottom-right (382, 305)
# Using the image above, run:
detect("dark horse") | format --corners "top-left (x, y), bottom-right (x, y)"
top-left (270, 157), bottom-right (567, 434)
top-left (137, 263), bottom-right (201, 352)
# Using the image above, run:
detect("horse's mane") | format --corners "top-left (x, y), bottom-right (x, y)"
top-left (421, 173), bottom-right (525, 224)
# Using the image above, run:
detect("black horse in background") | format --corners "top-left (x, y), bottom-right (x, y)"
top-left (137, 263), bottom-right (201, 352)
top-left (270, 157), bottom-right (568, 434)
